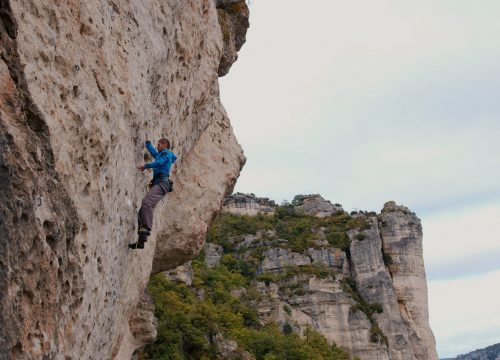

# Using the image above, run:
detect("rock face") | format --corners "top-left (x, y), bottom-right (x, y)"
top-left (222, 192), bottom-right (277, 216)
top-left (216, 1), bottom-right (250, 76)
top-left (183, 195), bottom-right (438, 360)
top-left (379, 202), bottom-right (437, 360)
top-left (213, 333), bottom-right (255, 360)
top-left (0, 0), bottom-right (248, 358)
top-left (163, 262), bottom-right (194, 286)
top-left (259, 248), bottom-right (311, 273)
top-left (204, 242), bottom-right (224, 268)
top-left (348, 215), bottom-right (435, 360)
top-left (454, 342), bottom-right (500, 360)
top-left (295, 194), bottom-right (344, 217)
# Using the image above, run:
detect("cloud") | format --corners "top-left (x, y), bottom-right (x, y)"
top-left (222, 0), bottom-right (500, 215)
top-left (428, 269), bottom-right (500, 357)
top-left (422, 202), bottom-right (500, 264)
top-left (426, 249), bottom-right (500, 281)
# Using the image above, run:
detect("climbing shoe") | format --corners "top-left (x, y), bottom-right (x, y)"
top-left (138, 233), bottom-right (148, 243)
top-left (128, 241), bottom-right (145, 250)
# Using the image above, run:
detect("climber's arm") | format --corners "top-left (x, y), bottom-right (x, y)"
top-left (145, 140), bottom-right (159, 158)
top-left (144, 153), bottom-right (168, 170)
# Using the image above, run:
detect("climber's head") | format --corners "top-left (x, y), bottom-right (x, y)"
top-left (157, 138), bottom-right (171, 151)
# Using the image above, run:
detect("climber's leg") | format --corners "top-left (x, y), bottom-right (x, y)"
top-left (130, 185), bottom-right (165, 250)
top-left (138, 184), bottom-right (165, 235)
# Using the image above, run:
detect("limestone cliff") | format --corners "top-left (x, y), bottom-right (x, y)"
top-left (162, 194), bottom-right (438, 360)
top-left (454, 343), bottom-right (500, 360)
top-left (222, 192), bottom-right (276, 216)
top-left (0, 0), bottom-right (248, 358)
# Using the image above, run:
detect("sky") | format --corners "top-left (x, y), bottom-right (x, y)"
top-left (219, 1), bottom-right (500, 358)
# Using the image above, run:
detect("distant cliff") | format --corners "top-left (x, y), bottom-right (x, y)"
top-left (451, 343), bottom-right (500, 360)
top-left (147, 194), bottom-right (438, 360)
top-left (222, 192), bottom-right (277, 215)
top-left (0, 0), bottom-right (248, 358)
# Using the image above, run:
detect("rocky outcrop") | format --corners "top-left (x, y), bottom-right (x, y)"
top-left (222, 192), bottom-right (277, 216)
top-left (0, 0), bottom-right (248, 358)
top-left (346, 205), bottom-right (437, 359)
top-left (307, 247), bottom-right (349, 275)
top-left (204, 242), bottom-right (224, 268)
top-left (378, 202), bottom-right (437, 359)
top-left (128, 292), bottom-right (158, 351)
top-left (349, 218), bottom-right (422, 359)
top-left (215, 1), bottom-right (249, 76)
top-left (163, 262), bottom-right (193, 286)
top-left (272, 280), bottom-right (392, 360)
top-left (454, 343), bottom-right (500, 360)
top-left (213, 333), bottom-right (255, 360)
top-left (259, 248), bottom-right (311, 273)
top-left (295, 194), bottom-right (344, 218)
top-left (193, 195), bottom-right (438, 360)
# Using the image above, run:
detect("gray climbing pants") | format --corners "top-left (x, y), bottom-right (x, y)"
top-left (138, 184), bottom-right (166, 231)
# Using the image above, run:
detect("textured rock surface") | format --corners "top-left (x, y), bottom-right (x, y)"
top-left (259, 247), bottom-right (311, 273)
top-left (216, 1), bottom-right (249, 76)
top-left (348, 208), bottom-right (437, 359)
top-left (213, 333), bottom-right (255, 360)
top-left (204, 195), bottom-right (438, 360)
top-left (0, 0), bottom-right (248, 358)
top-left (222, 192), bottom-right (277, 215)
top-left (349, 219), bottom-right (417, 359)
top-left (250, 274), bottom-right (391, 360)
top-left (204, 242), bottom-right (224, 268)
top-left (296, 194), bottom-right (344, 218)
top-left (454, 342), bottom-right (500, 360)
top-left (349, 210), bottom-right (437, 359)
top-left (379, 202), bottom-right (438, 360)
top-left (163, 262), bottom-right (193, 286)
top-left (230, 230), bottom-right (287, 252)
top-left (128, 292), bottom-right (158, 350)
top-left (307, 247), bottom-right (349, 275)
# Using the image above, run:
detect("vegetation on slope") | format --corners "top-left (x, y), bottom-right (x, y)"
top-left (139, 201), bottom-right (383, 359)
top-left (139, 257), bottom-right (349, 359)
top-left (207, 203), bottom-right (369, 254)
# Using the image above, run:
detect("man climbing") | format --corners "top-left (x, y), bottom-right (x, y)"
top-left (129, 138), bottom-right (177, 249)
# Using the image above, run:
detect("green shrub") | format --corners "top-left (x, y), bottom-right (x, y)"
top-left (354, 233), bottom-right (367, 241)
top-left (140, 275), bottom-right (216, 359)
top-left (369, 303), bottom-right (383, 314)
top-left (141, 260), bottom-right (349, 360)
top-left (221, 254), bottom-right (256, 278)
top-left (283, 305), bottom-right (292, 316)
top-left (257, 272), bottom-right (276, 286)
top-left (207, 203), bottom-right (374, 255)
top-left (291, 195), bottom-right (306, 206)
top-left (207, 213), bottom-right (274, 250)
top-left (232, 324), bottom-right (348, 360)
top-left (326, 231), bottom-right (350, 251)
top-left (283, 323), bottom-right (293, 334)
top-left (370, 324), bottom-right (388, 345)
top-left (382, 253), bottom-right (393, 266)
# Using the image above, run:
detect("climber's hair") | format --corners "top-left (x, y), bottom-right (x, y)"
top-left (159, 138), bottom-right (171, 149)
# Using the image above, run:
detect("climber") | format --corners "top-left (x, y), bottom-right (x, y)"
top-left (129, 138), bottom-right (177, 249)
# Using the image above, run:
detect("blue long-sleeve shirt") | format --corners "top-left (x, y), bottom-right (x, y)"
top-left (144, 141), bottom-right (177, 178)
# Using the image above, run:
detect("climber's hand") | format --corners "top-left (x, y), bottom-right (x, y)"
top-left (137, 165), bottom-right (146, 171)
